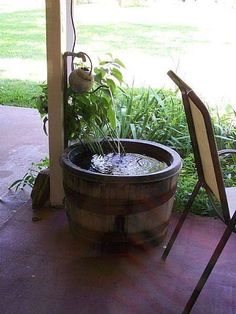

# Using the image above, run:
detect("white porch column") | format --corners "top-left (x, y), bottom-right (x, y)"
top-left (45, 0), bottom-right (65, 206)
top-left (45, 0), bottom-right (75, 206)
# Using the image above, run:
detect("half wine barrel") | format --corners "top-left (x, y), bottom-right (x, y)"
top-left (60, 139), bottom-right (182, 250)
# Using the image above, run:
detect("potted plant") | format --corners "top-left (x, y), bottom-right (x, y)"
top-left (37, 53), bottom-right (125, 146)
top-left (35, 53), bottom-right (182, 250)
top-left (58, 53), bottom-right (182, 250)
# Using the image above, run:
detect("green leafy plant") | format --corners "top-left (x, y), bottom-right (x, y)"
top-left (114, 88), bottom-right (236, 216)
top-left (212, 105), bottom-right (236, 150)
top-left (115, 87), bottom-right (191, 157)
top-left (9, 157), bottom-right (49, 191)
top-left (35, 54), bottom-right (126, 152)
top-left (23, 54), bottom-right (236, 217)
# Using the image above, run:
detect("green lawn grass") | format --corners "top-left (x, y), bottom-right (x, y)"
top-left (0, 9), bottom-right (46, 107)
top-left (0, 6), bottom-right (232, 108)
top-left (0, 8), bottom-right (205, 107)
top-left (76, 23), bottom-right (204, 56)
top-left (0, 79), bottom-right (41, 107)
top-left (0, 10), bottom-right (46, 60)
top-left (2, 4), bottom-right (235, 217)
top-left (0, 9), bottom-right (203, 61)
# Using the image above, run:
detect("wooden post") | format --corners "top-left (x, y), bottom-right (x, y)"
top-left (45, 0), bottom-right (75, 206)
top-left (45, 0), bottom-right (65, 206)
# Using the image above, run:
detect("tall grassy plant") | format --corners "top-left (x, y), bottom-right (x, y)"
top-left (115, 88), bottom-right (236, 216)
top-left (116, 88), bottom-right (191, 156)
top-left (212, 105), bottom-right (236, 150)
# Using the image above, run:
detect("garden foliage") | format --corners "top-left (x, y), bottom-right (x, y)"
top-left (16, 55), bottom-right (236, 216)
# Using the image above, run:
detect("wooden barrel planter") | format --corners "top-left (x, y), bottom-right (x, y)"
top-left (60, 139), bottom-right (182, 250)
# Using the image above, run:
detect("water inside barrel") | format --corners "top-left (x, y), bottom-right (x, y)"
top-left (88, 152), bottom-right (167, 175)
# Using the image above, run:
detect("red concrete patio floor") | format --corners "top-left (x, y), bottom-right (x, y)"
top-left (1, 195), bottom-right (236, 314)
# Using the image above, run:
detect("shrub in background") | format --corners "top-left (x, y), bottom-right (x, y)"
top-left (12, 55), bottom-right (236, 217)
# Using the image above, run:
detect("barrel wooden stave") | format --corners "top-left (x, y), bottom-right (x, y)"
top-left (61, 140), bottom-right (182, 248)
top-left (63, 168), bottom-right (178, 246)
